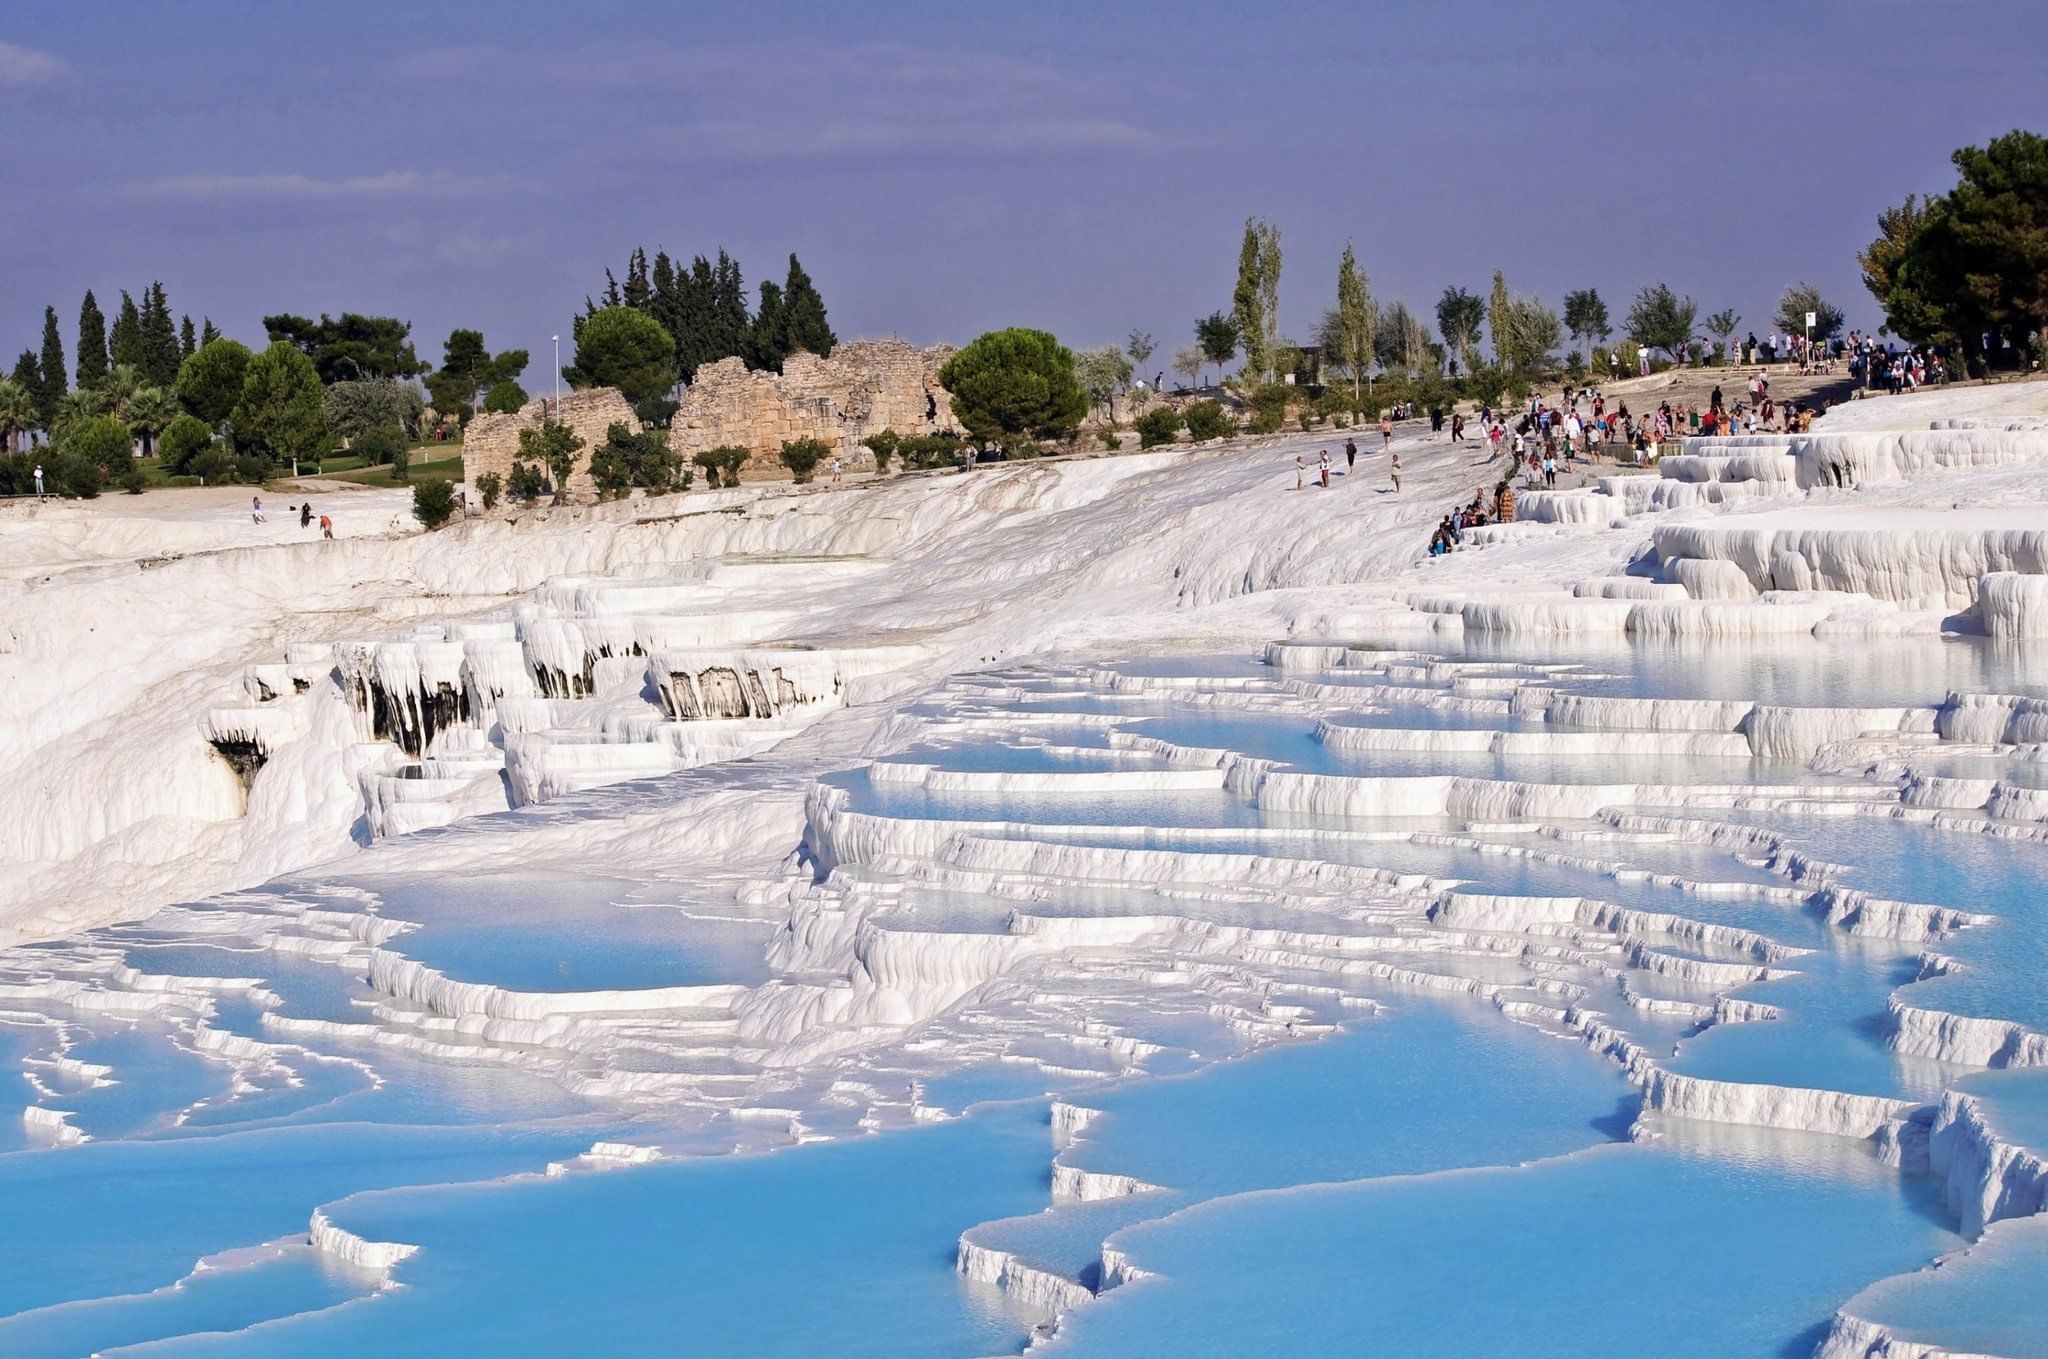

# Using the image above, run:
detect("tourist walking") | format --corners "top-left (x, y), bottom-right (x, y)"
top-left (251, 495), bottom-right (266, 524)
top-left (300, 502), bottom-right (313, 529)
top-left (32, 463), bottom-right (44, 496)
top-left (1294, 454), bottom-right (1306, 491)
top-left (1542, 452), bottom-right (1557, 488)
top-left (1380, 413), bottom-right (1394, 453)
top-left (1389, 450), bottom-right (1401, 493)
top-left (319, 512), bottom-right (333, 539)
top-left (1318, 450), bottom-right (1331, 488)
top-left (1344, 437), bottom-right (1357, 471)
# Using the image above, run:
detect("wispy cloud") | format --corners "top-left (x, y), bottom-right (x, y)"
top-left (0, 41), bottom-right (70, 90)
top-left (396, 39), bottom-right (1178, 159)
top-left (126, 169), bottom-right (519, 203)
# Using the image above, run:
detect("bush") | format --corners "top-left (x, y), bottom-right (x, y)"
top-left (507, 461), bottom-right (548, 503)
top-left (1102, 433), bottom-right (1122, 451)
top-left (1182, 400), bottom-right (1234, 443)
top-left (631, 394), bottom-right (678, 428)
top-left (351, 425), bottom-right (405, 467)
top-left (1008, 439), bottom-right (1046, 460)
top-left (694, 444), bottom-right (750, 488)
top-left (1135, 406), bottom-right (1182, 449)
top-left (61, 416), bottom-right (136, 478)
top-left (117, 466), bottom-right (147, 494)
top-left (190, 446), bottom-right (234, 484)
top-left (778, 436), bottom-right (831, 484)
top-left (412, 478), bottom-right (458, 529)
top-left (894, 432), bottom-right (965, 471)
top-left (158, 414), bottom-right (213, 475)
top-left (474, 470), bottom-right (502, 510)
top-left (1298, 412), bottom-right (1315, 432)
top-left (861, 428), bottom-right (901, 472)
top-left (233, 452), bottom-right (273, 485)
top-left (1246, 406), bottom-right (1285, 435)
top-left (389, 449), bottom-right (411, 483)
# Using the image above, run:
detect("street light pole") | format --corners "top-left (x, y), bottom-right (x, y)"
top-left (551, 335), bottom-right (561, 420)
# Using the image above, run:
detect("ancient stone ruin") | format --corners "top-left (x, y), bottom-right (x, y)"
top-left (666, 338), bottom-right (959, 480)
top-left (460, 388), bottom-right (639, 499)
top-left (458, 338), bottom-right (958, 495)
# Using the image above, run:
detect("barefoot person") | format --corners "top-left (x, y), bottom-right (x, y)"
top-left (251, 495), bottom-right (266, 524)
top-left (1389, 449), bottom-right (1401, 493)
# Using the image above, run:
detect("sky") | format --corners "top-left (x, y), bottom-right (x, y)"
top-left (4, 0), bottom-right (2046, 377)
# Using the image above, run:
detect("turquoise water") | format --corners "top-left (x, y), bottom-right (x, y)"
top-left (5, 637), bottom-right (2047, 1354)
top-left (1051, 1135), bottom-right (1961, 1358)
top-left (126, 1105), bottom-right (1054, 1358)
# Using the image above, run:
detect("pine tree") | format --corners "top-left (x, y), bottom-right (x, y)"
top-left (200, 317), bottom-right (221, 347)
top-left (140, 282), bottom-right (182, 388)
top-left (180, 315), bottom-right (197, 360)
top-left (110, 291), bottom-right (145, 370)
top-left (76, 290), bottom-right (110, 390)
top-left (780, 254), bottom-right (835, 360)
top-left (36, 306), bottom-right (67, 425)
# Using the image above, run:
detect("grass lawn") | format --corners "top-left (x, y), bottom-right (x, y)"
top-left (322, 452), bottom-right (464, 487)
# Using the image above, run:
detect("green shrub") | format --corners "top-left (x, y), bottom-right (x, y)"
top-left (1008, 439), bottom-right (1046, 460)
top-left (351, 425), bottom-right (405, 467)
top-left (118, 466), bottom-right (147, 494)
top-left (508, 461), bottom-right (548, 503)
top-left (694, 444), bottom-right (751, 488)
top-left (895, 432), bottom-right (965, 471)
top-left (61, 416), bottom-right (136, 478)
top-left (778, 436), bottom-right (831, 484)
top-left (191, 446), bottom-right (234, 485)
top-left (1298, 412), bottom-right (1315, 432)
top-left (233, 453), bottom-right (272, 485)
top-left (412, 478), bottom-right (458, 529)
top-left (1102, 433), bottom-right (1122, 451)
top-left (861, 428), bottom-right (901, 472)
top-left (158, 414), bottom-right (213, 476)
top-left (474, 471), bottom-right (502, 510)
top-left (589, 422), bottom-right (681, 496)
top-left (1246, 407), bottom-right (1285, 435)
top-left (1135, 406), bottom-right (1182, 449)
top-left (1182, 400), bottom-right (1234, 443)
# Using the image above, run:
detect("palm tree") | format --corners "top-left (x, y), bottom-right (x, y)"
top-left (0, 378), bottom-right (35, 454)
top-left (50, 387), bottom-right (108, 439)
top-left (100, 362), bottom-right (144, 422)
top-left (127, 387), bottom-right (178, 458)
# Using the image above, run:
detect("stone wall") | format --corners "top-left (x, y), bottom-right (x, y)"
top-left (459, 339), bottom-right (958, 496)
top-left (460, 388), bottom-right (639, 497)
top-left (668, 338), bottom-right (958, 481)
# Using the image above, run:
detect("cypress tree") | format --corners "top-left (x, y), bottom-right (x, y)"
top-left (141, 282), bottom-right (181, 387)
top-left (12, 350), bottom-right (42, 433)
top-left (110, 291), bottom-right (144, 370)
top-left (77, 290), bottom-right (110, 390)
top-left (180, 315), bottom-right (197, 360)
top-left (710, 251), bottom-right (748, 368)
top-left (36, 306), bottom-right (67, 424)
top-left (200, 317), bottom-right (221, 347)
top-left (746, 280), bottom-right (786, 371)
top-left (779, 254), bottom-right (836, 360)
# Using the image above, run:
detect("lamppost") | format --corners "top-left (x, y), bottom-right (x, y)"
top-left (551, 335), bottom-right (561, 420)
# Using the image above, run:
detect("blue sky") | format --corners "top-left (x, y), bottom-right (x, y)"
top-left (4, 0), bottom-right (2045, 373)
